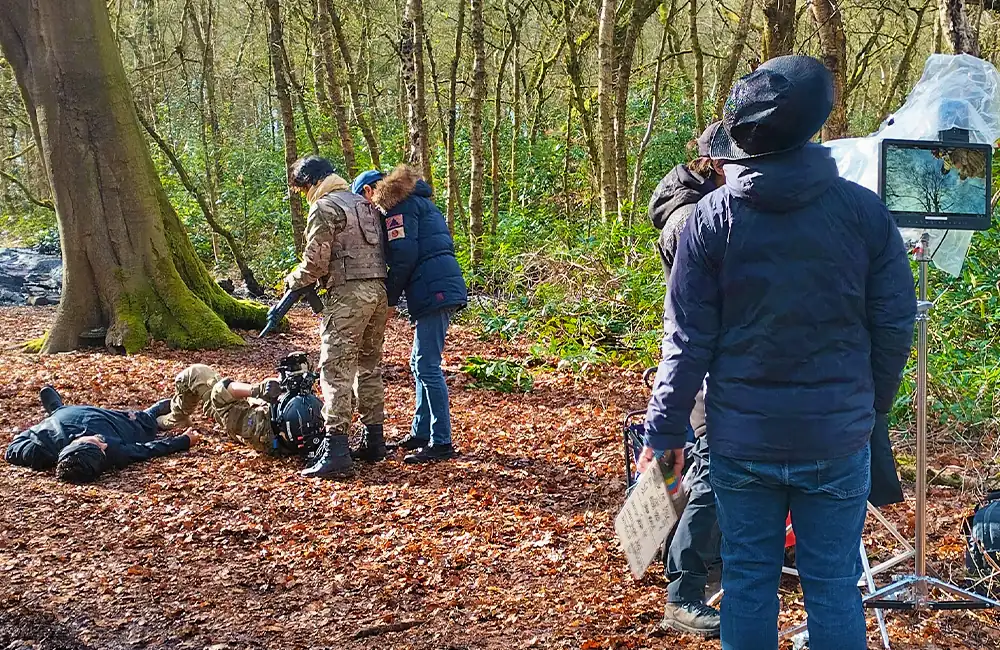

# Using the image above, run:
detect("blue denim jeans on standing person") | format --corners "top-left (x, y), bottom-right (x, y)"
top-left (410, 308), bottom-right (454, 447)
top-left (666, 435), bottom-right (721, 603)
top-left (710, 444), bottom-right (871, 650)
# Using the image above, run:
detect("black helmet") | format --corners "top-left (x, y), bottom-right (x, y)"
top-left (273, 392), bottom-right (325, 457)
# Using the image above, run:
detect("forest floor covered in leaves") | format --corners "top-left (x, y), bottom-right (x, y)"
top-left (0, 306), bottom-right (998, 649)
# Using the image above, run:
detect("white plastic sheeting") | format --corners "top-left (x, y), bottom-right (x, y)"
top-left (825, 54), bottom-right (1000, 276)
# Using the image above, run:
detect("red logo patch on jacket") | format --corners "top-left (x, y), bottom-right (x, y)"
top-left (385, 215), bottom-right (404, 229)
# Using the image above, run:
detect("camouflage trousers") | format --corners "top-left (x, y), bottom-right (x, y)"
top-left (320, 279), bottom-right (388, 434)
top-left (164, 364), bottom-right (278, 455)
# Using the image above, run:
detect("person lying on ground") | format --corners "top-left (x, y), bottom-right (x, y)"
top-left (5, 386), bottom-right (198, 482)
top-left (156, 355), bottom-right (325, 462)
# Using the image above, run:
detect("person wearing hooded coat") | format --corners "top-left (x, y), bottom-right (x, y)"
top-left (5, 387), bottom-right (196, 481)
top-left (648, 123), bottom-right (725, 638)
top-left (638, 56), bottom-right (915, 650)
top-left (352, 165), bottom-right (468, 464)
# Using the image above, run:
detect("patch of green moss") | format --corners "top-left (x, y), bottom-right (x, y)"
top-left (22, 334), bottom-right (47, 353)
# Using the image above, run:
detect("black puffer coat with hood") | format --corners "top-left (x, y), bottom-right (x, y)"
top-left (648, 164), bottom-right (716, 285)
top-left (644, 144), bottom-right (916, 462)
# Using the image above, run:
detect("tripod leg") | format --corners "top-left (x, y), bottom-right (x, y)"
top-left (859, 539), bottom-right (892, 649)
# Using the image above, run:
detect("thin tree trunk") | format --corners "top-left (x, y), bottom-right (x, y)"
top-left (689, 0), bottom-right (705, 133)
top-left (316, 0), bottom-right (357, 176)
top-left (446, 0), bottom-right (466, 233)
top-left (469, 0), bottom-right (486, 267)
top-left (510, 23), bottom-right (521, 211)
top-left (714, 0), bottom-right (754, 119)
top-left (563, 0), bottom-right (600, 183)
top-left (597, 0), bottom-right (618, 221)
top-left (762, 0), bottom-right (797, 60)
top-left (613, 0), bottom-right (660, 211)
top-left (631, 19), bottom-right (669, 210)
top-left (402, 0), bottom-right (433, 185)
top-left (310, 0), bottom-right (334, 145)
top-left (137, 109), bottom-right (263, 297)
top-left (527, 40), bottom-right (564, 146)
top-left (0, 0), bottom-right (264, 353)
top-left (281, 42), bottom-right (320, 155)
top-left (940, 0), bottom-right (980, 56)
top-left (811, 0), bottom-right (848, 140)
top-left (265, 0), bottom-right (306, 252)
top-left (878, 3), bottom-right (929, 122)
top-left (328, 0), bottom-right (381, 167)
top-left (491, 24), bottom-right (516, 236)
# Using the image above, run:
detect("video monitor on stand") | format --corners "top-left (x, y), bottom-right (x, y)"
top-left (865, 129), bottom-right (999, 615)
top-left (878, 133), bottom-right (992, 232)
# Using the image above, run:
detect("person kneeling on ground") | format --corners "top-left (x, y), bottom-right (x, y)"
top-left (649, 122), bottom-right (725, 639)
top-left (5, 386), bottom-right (197, 482)
top-left (157, 353), bottom-right (325, 461)
top-left (352, 165), bottom-right (468, 464)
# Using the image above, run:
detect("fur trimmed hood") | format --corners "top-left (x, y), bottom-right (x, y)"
top-left (371, 164), bottom-right (430, 212)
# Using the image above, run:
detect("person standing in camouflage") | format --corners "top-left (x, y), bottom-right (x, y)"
top-left (285, 156), bottom-right (388, 480)
top-left (158, 364), bottom-right (284, 455)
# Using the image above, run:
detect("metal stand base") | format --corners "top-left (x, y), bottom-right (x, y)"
top-left (865, 575), bottom-right (1000, 611)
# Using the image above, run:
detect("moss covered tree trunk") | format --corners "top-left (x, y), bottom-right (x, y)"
top-left (0, 0), bottom-right (265, 353)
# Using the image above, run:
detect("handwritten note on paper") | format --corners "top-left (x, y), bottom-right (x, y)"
top-left (615, 460), bottom-right (679, 580)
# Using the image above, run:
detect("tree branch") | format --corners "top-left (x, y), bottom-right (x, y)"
top-left (0, 168), bottom-right (54, 211)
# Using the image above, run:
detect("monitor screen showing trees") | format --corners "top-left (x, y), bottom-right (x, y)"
top-left (881, 140), bottom-right (992, 230)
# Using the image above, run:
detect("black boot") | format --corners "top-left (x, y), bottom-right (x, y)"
top-left (403, 443), bottom-right (459, 465)
top-left (39, 386), bottom-right (63, 415)
top-left (352, 424), bottom-right (387, 463)
top-left (301, 434), bottom-right (355, 479)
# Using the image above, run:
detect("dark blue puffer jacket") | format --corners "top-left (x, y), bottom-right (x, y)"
top-left (644, 144), bottom-right (916, 462)
top-left (371, 165), bottom-right (468, 320)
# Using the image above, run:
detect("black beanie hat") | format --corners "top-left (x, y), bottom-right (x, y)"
top-left (56, 442), bottom-right (105, 483)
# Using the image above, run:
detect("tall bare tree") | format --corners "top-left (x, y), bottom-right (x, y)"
top-left (446, 0), bottom-right (467, 233)
top-left (689, 0), bottom-right (705, 132)
top-left (0, 0), bottom-right (265, 353)
top-left (265, 0), bottom-right (306, 252)
top-left (316, 0), bottom-right (357, 176)
top-left (879, 2), bottom-right (931, 121)
top-left (327, 0), bottom-right (381, 168)
top-left (715, 0), bottom-right (755, 119)
top-left (762, 0), bottom-right (797, 60)
top-left (812, 0), bottom-right (848, 139)
top-left (597, 0), bottom-right (619, 221)
top-left (401, 0), bottom-right (434, 185)
top-left (940, 0), bottom-right (980, 55)
top-left (469, 0), bottom-right (487, 266)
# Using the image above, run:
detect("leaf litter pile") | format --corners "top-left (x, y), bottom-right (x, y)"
top-left (0, 306), bottom-right (998, 650)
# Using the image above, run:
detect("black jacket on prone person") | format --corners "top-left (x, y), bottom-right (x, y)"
top-left (5, 406), bottom-right (189, 471)
top-left (644, 143), bottom-right (916, 462)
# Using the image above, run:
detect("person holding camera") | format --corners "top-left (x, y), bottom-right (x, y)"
top-left (157, 362), bottom-right (315, 457)
top-left (283, 156), bottom-right (389, 480)
top-left (639, 55), bottom-right (915, 650)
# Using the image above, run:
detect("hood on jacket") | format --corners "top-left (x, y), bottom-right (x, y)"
top-left (723, 143), bottom-right (839, 212)
top-left (305, 173), bottom-right (350, 205)
top-left (648, 164), bottom-right (715, 230)
top-left (372, 164), bottom-right (432, 212)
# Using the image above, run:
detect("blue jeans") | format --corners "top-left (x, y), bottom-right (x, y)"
top-left (711, 444), bottom-right (871, 650)
top-left (666, 435), bottom-right (721, 603)
top-left (410, 308), bottom-right (453, 446)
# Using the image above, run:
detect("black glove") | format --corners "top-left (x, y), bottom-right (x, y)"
top-left (251, 379), bottom-right (282, 403)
